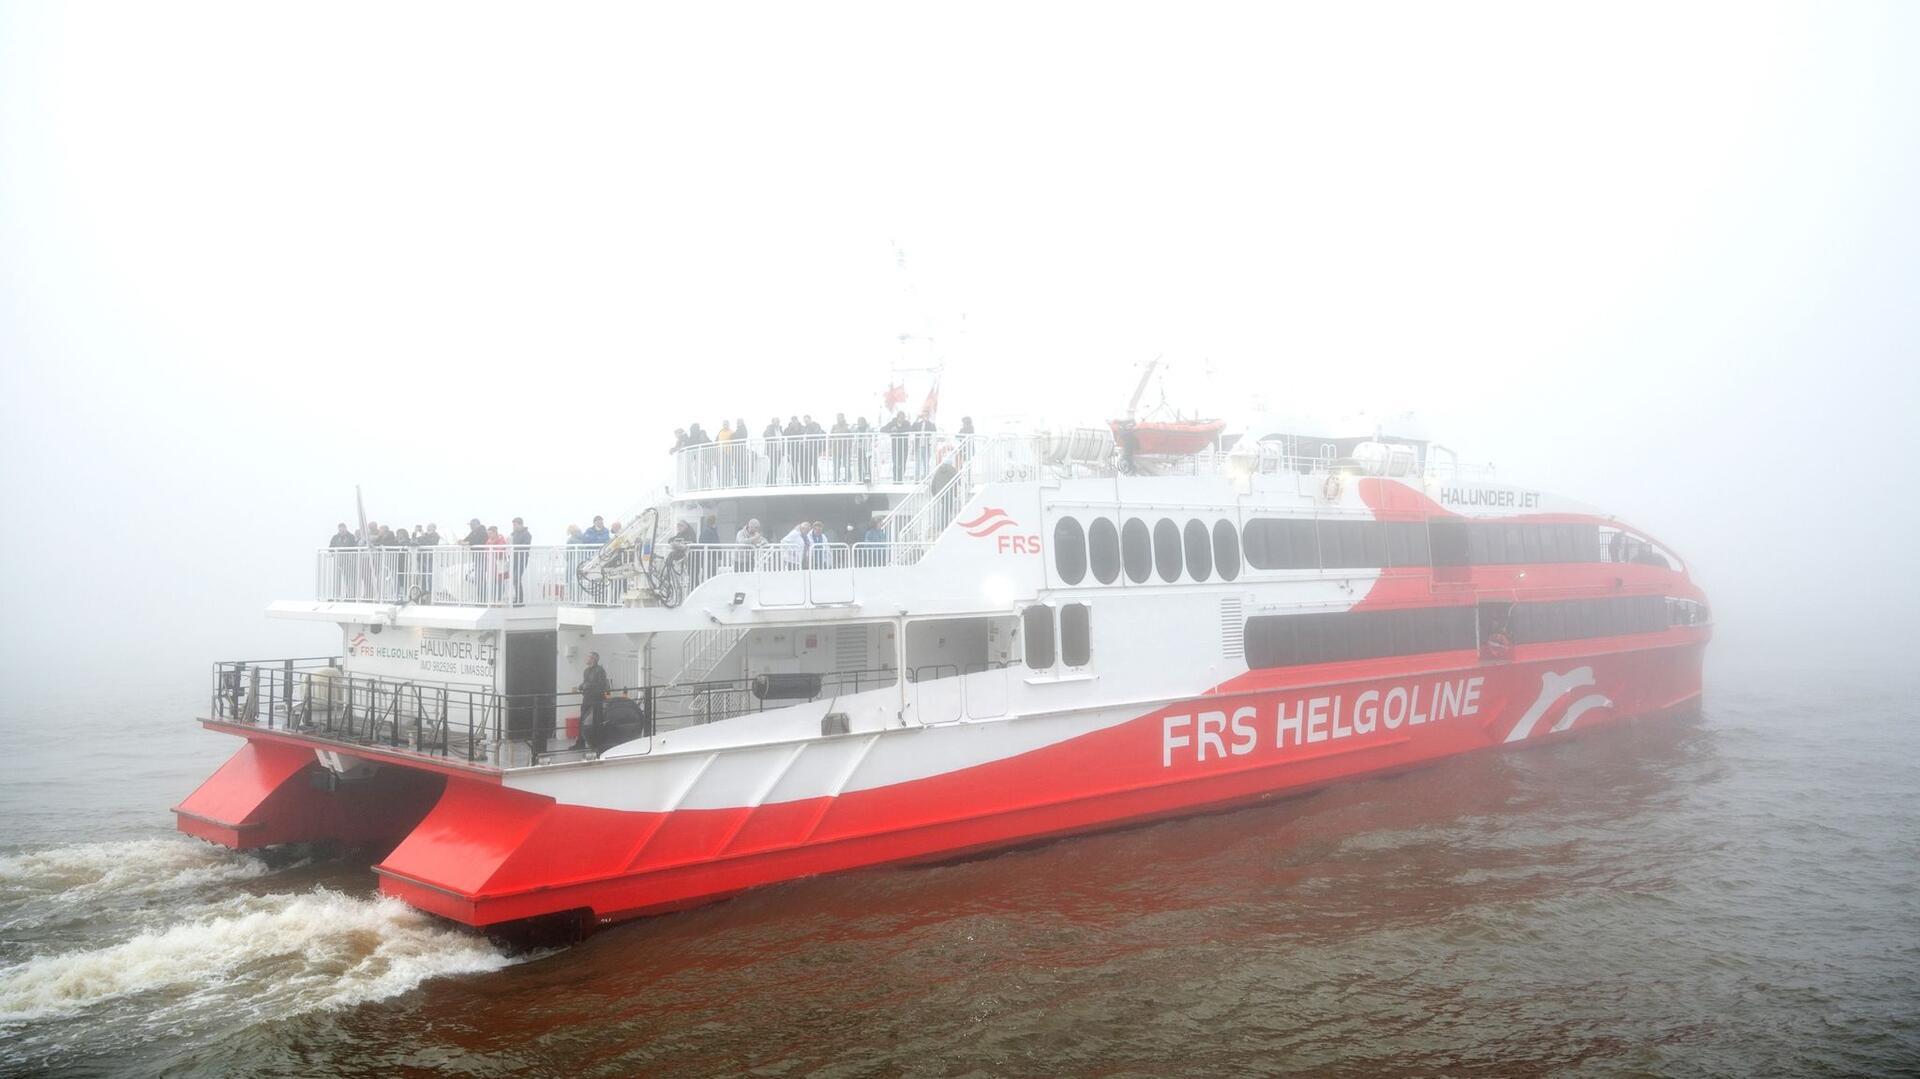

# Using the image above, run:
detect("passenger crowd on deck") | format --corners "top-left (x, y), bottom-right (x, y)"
top-left (671, 411), bottom-right (975, 486)
top-left (322, 409), bottom-right (982, 604)
top-left (324, 504), bottom-right (904, 604)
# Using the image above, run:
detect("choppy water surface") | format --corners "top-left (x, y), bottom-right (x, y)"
top-left (1, 659), bottom-right (1915, 1077)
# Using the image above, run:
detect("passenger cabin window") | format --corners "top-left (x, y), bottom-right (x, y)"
top-left (1244, 607), bottom-right (1475, 669)
top-left (1508, 595), bottom-right (1670, 644)
top-left (1243, 519), bottom-right (1321, 570)
top-left (1213, 519), bottom-right (1241, 581)
top-left (1060, 603), bottom-right (1091, 667)
top-left (1053, 517), bottom-right (1087, 585)
top-left (1121, 519), bottom-right (1152, 583)
top-left (1183, 519), bottom-right (1212, 582)
top-left (1422, 520), bottom-right (1619, 567)
top-left (1022, 605), bottom-right (1055, 669)
top-left (1089, 518), bottom-right (1121, 584)
top-left (1153, 518), bottom-right (1183, 582)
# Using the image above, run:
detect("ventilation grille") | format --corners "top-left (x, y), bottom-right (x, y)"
top-left (836, 624), bottom-right (871, 670)
top-left (1220, 598), bottom-right (1245, 660)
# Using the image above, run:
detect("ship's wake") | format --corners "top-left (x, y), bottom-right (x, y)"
top-left (0, 837), bottom-right (271, 915)
top-left (0, 838), bottom-right (522, 1066)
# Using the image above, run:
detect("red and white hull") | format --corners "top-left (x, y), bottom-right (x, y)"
top-left (181, 633), bottom-right (1704, 928)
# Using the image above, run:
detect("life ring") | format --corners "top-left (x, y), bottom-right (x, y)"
top-left (1322, 472), bottom-right (1344, 501)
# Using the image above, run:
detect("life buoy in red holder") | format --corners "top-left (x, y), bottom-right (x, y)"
top-left (1323, 472), bottom-right (1344, 501)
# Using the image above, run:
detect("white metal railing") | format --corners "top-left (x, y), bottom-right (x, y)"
top-left (671, 432), bottom-right (1082, 494)
top-left (674, 432), bottom-right (929, 492)
top-left (671, 430), bottom-right (1496, 493)
top-left (317, 544), bottom-right (614, 606)
top-left (316, 540), bottom-right (938, 607)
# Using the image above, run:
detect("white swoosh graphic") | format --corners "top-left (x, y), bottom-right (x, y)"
top-left (1505, 666), bottom-right (1597, 743)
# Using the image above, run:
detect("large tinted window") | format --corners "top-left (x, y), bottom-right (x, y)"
top-left (1088, 518), bottom-right (1121, 584)
top-left (1183, 519), bottom-right (1212, 582)
top-left (1385, 521), bottom-right (1430, 567)
top-left (1053, 517), bottom-right (1086, 585)
top-left (1213, 520), bottom-right (1241, 581)
top-left (1445, 521), bottom-right (1619, 566)
top-left (1121, 519), bottom-right (1152, 583)
top-left (1317, 521), bottom-right (1387, 570)
top-left (1060, 603), bottom-right (1090, 666)
top-left (1483, 525), bottom-right (1508, 564)
top-left (1243, 519), bottom-right (1322, 570)
top-left (1022, 605), bottom-right (1055, 669)
top-left (1244, 606), bottom-right (1476, 669)
top-left (1153, 518), bottom-right (1183, 583)
top-left (1509, 595), bottom-right (1673, 644)
top-left (1430, 520), bottom-right (1470, 567)
top-left (1521, 525), bottom-right (1544, 564)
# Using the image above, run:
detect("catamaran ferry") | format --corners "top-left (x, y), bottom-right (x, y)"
top-left (175, 408), bottom-right (1711, 935)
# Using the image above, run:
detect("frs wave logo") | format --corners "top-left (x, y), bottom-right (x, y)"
top-left (348, 632), bottom-right (374, 657)
top-left (959, 507), bottom-right (1017, 536)
top-left (959, 507), bottom-right (1041, 554)
top-left (1504, 667), bottom-right (1613, 742)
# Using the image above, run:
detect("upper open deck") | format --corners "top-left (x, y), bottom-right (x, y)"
top-left (670, 428), bottom-right (1491, 498)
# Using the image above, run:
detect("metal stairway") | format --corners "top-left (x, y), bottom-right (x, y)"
top-left (668, 626), bottom-right (748, 688)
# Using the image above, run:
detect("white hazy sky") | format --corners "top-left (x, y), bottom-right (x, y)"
top-left (2, 2), bottom-right (1916, 692)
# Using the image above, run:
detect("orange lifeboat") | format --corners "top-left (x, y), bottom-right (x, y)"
top-left (1110, 418), bottom-right (1228, 456)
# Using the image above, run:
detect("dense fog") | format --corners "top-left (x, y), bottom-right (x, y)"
top-left (2, 2), bottom-right (1915, 708)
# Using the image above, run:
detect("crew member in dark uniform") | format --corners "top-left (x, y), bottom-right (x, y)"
top-left (576, 651), bottom-right (608, 752)
top-left (509, 517), bottom-right (532, 604)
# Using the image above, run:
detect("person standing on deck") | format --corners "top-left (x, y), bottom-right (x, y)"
top-left (575, 651), bottom-right (609, 753)
top-left (694, 513), bottom-right (720, 585)
top-left (392, 527), bottom-right (413, 600)
top-left (883, 411), bottom-right (911, 482)
top-left (715, 421), bottom-right (736, 488)
top-left (830, 412), bottom-right (851, 480)
top-left (510, 517), bottom-right (532, 605)
top-left (457, 518), bottom-right (487, 603)
top-left (781, 521), bottom-right (807, 568)
top-left (582, 516), bottom-right (611, 546)
top-left (808, 521), bottom-right (830, 567)
top-left (375, 523), bottom-right (398, 600)
top-left (852, 416), bottom-right (874, 481)
top-left (763, 417), bottom-right (785, 483)
top-left (803, 414), bottom-right (826, 483)
top-left (783, 416), bottom-right (806, 482)
top-left (733, 418), bottom-right (750, 483)
top-left (329, 523), bottom-right (357, 597)
top-left (735, 517), bottom-right (767, 570)
top-left (484, 525), bottom-right (508, 604)
top-left (418, 523), bottom-right (440, 598)
top-left (912, 410), bottom-right (937, 479)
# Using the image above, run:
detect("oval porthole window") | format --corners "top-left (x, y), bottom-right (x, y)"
top-left (1053, 517), bottom-right (1087, 585)
top-left (1121, 518), bottom-right (1152, 583)
top-left (1089, 518), bottom-right (1121, 584)
top-left (1183, 518), bottom-right (1212, 582)
top-left (1214, 519), bottom-right (1241, 581)
top-left (1153, 518), bottom-right (1182, 583)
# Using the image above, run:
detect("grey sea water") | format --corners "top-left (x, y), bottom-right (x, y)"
top-left (0, 651), bottom-right (1914, 1077)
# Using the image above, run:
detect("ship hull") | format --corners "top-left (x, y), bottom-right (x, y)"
top-left (293, 636), bottom-right (1705, 929)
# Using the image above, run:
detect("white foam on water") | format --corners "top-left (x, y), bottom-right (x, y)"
top-left (0, 837), bottom-right (270, 908)
top-left (0, 888), bottom-right (518, 1026)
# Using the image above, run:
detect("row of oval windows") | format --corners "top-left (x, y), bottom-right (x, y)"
top-left (1053, 517), bottom-right (1242, 586)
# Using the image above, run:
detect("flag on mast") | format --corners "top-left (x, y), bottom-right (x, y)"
top-left (920, 373), bottom-right (941, 420)
top-left (882, 381), bottom-right (907, 412)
